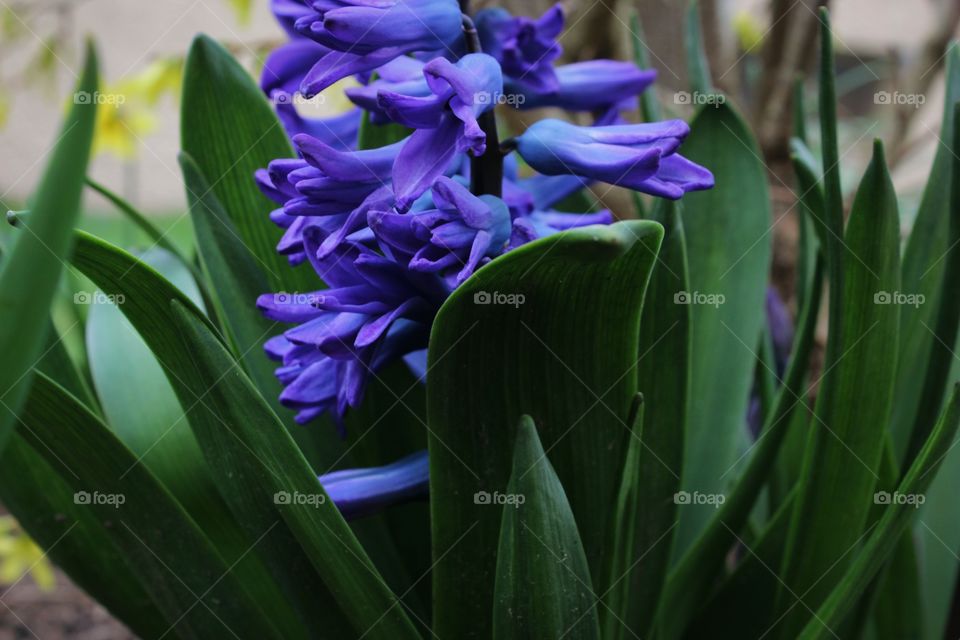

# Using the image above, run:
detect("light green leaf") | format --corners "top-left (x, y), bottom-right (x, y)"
top-left (672, 102), bottom-right (772, 554)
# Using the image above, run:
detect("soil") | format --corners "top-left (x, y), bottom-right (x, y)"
top-left (0, 570), bottom-right (134, 640)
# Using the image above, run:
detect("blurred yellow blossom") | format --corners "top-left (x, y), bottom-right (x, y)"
top-left (734, 11), bottom-right (765, 52)
top-left (0, 516), bottom-right (55, 592)
top-left (227, 0), bottom-right (254, 25)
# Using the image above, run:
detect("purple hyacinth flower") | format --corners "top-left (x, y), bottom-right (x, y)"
top-left (345, 57), bottom-right (429, 124)
top-left (510, 210), bottom-right (615, 249)
top-left (271, 0), bottom-right (313, 38)
top-left (293, 0), bottom-right (463, 96)
top-left (319, 450), bottom-right (429, 519)
top-left (505, 60), bottom-right (656, 112)
top-left (277, 105), bottom-right (361, 151)
top-left (475, 3), bottom-right (563, 92)
top-left (514, 119), bottom-right (714, 200)
top-left (369, 176), bottom-right (512, 285)
top-left (382, 53), bottom-right (503, 210)
top-left (258, 233), bottom-right (449, 421)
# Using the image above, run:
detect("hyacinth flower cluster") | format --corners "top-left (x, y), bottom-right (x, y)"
top-left (255, 0), bottom-right (714, 517)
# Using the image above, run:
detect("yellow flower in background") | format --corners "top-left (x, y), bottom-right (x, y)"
top-left (734, 10), bottom-right (765, 53)
top-left (227, 0), bottom-right (254, 25)
top-left (0, 516), bottom-right (55, 592)
top-left (88, 58), bottom-right (182, 159)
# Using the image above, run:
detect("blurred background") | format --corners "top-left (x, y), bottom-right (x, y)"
top-left (0, 0), bottom-right (956, 636)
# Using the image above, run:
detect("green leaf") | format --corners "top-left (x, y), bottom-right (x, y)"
top-left (358, 108), bottom-right (412, 149)
top-left (901, 103), bottom-right (960, 468)
top-left (428, 220), bottom-right (664, 639)
top-left (656, 254), bottom-right (823, 640)
top-left (671, 102), bottom-right (772, 553)
top-left (605, 201), bottom-right (689, 638)
top-left (68, 230), bottom-right (417, 638)
top-left (180, 34), bottom-right (315, 294)
top-left (13, 372), bottom-right (284, 638)
top-left (797, 385), bottom-right (960, 640)
top-left (0, 43), bottom-right (97, 450)
top-left (86, 177), bottom-right (199, 282)
top-left (168, 301), bottom-right (421, 640)
top-left (775, 140), bottom-right (901, 637)
top-left (83, 248), bottom-right (309, 640)
top-left (178, 151), bottom-right (349, 472)
top-left (493, 416), bottom-right (600, 640)
top-left (629, 10), bottom-right (662, 123)
top-left (684, 0), bottom-right (713, 95)
top-left (891, 43), bottom-right (960, 460)
top-left (0, 437), bottom-right (168, 638)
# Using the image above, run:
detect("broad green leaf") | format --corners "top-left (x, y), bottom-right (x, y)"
top-left (13, 372), bottom-right (283, 638)
top-left (0, 43), bottom-right (97, 450)
top-left (672, 102), bottom-right (771, 553)
top-left (608, 201), bottom-right (689, 637)
top-left (36, 317), bottom-right (98, 411)
top-left (775, 140), bottom-right (901, 637)
top-left (180, 34), bottom-right (315, 294)
top-left (656, 254), bottom-right (823, 640)
top-left (69, 230), bottom-right (415, 638)
top-left (493, 416), bottom-right (600, 640)
top-left (428, 220), bottom-right (664, 639)
top-left (169, 301), bottom-right (421, 640)
top-left (892, 43), bottom-right (960, 460)
top-left (684, 0), bottom-right (713, 95)
top-left (0, 437), bottom-right (168, 638)
top-left (797, 385), bottom-right (960, 640)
